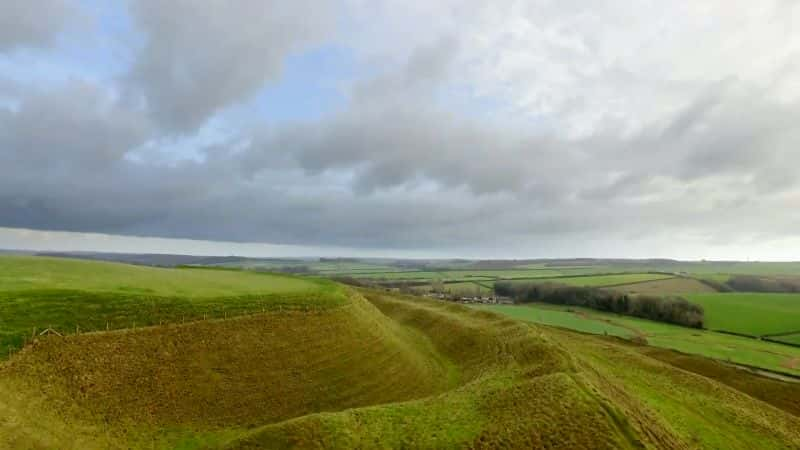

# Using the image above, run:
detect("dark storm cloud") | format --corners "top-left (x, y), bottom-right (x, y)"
top-left (0, 0), bottom-right (78, 51)
top-left (126, 0), bottom-right (335, 132)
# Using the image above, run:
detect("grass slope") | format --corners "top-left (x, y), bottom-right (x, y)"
top-left (475, 304), bottom-right (632, 338)
top-left (478, 303), bottom-right (800, 376)
top-left (1, 262), bottom-right (799, 449)
top-left (0, 291), bottom-right (457, 448)
top-left (772, 333), bottom-right (800, 346)
top-left (0, 256), bottom-right (316, 296)
top-left (228, 292), bottom-right (800, 449)
top-left (0, 256), bottom-right (343, 357)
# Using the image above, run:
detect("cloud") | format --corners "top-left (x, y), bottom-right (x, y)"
top-left (126, 0), bottom-right (336, 132)
top-left (1, 1), bottom-right (800, 257)
top-left (0, 81), bottom-right (152, 169)
top-left (0, 0), bottom-right (78, 51)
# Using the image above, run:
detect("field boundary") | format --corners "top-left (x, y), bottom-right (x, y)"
top-left (763, 337), bottom-right (800, 349)
top-left (763, 330), bottom-right (800, 338)
top-left (600, 276), bottom-right (677, 289)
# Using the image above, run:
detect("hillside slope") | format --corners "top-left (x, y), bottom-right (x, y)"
top-left (0, 260), bottom-right (798, 449)
top-left (221, 291), bottom-right (800, 449)
top-left (0, 290), bottom-right (457, 448)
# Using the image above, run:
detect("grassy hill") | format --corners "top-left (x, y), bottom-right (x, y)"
top-left (1, 257), bottom-right (799, 448)
top-left (478, 303), bottom-right (800, 376)
top-left (0, 256), bottom-right (318, 296)
top-left (0, 256), bottom-right (345, 356)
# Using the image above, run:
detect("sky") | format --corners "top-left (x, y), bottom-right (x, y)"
top-left (1, 0), bottom-right (800, 260)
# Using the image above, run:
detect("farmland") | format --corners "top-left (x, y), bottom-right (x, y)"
top-left (1, 256), bottom-right (800, 448)
top-left (437, 281), bottom-right (494, 296)
top-left (611, 276), bottom-right (717, 294)
top-left (0, 256), bottom-right (319, 296)
top-left (517, 273), bottom-right (675, 287)
top-left (772, 334), bottom-right (800, 346)
top-left (0, 257), bottom-right (345, 356)
top-left (476, 303), bottom-right (800, 377)
top-left (286, 258), bottom-right (800, 284)
top-left (309, 258), bottom-right (800, 353)
top-left (685, 293), bottom-right (800, 337)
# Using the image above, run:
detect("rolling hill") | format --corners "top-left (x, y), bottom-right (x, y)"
top-left (0, 257), bottom-right (798, 448)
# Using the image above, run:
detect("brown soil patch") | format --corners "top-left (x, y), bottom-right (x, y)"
top-left (783, 357), bottom-right (800, 370)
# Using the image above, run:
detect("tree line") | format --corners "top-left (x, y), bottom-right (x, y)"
top-left (726, 275), bottom-right (800, 293)
top-left (494, 282), bottom-right (705, 329)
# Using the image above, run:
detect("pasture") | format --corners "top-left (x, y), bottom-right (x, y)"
top-left (356, 269), bottom-right (564, 280)
top-left (1, 262), bottom-right (799, 449)
top-left (440, 281), bottom-right (493, 296)
top-left (0, 256), bottom-right (317, 297)
top-left (476, 303), bottom-right (800, 377)
top-left (685, 293), bottom-right (800, 337)
top-left (611, 277), bottom-right (717, 294)
top-left (504, 273), bottom-right (675, 287)
top-left (0, 256), bottom-right (345, 357)
top-left (771, 334), bottom-right (800, 346)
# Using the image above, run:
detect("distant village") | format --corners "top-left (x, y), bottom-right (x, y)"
top-left (422, 292), bottom-right (514, 305)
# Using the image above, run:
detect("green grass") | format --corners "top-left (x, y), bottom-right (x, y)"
top-left (0, 256), bottom-right (345, 357)
top-left (503, 273), bottom-right (674, 287)
top-left (582, 261), bottom-right (800, 277)
top-left (477, 303), bottom-right (800, 376)
top-left (440, 281), bottom-right (493, 296)
top-left (769, 333), bottom-right (800, 346)
top-left (685, 293), bottom-right (800, 337)
top-left (2, 288), bottom-right (800, 448)
top-left (473, 304), bottom-right (632, 338)
top-left (351, 268), bottom-right (629, 281)
top-left (355, 271), bottom-right (500, 281)
top-left (0, 256), bottom-right (317, 297)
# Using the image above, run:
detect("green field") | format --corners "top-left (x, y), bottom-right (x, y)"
top-left (0, 257), bottom-right (345, 356)
top-left (356, 269), bottom-right (567, 280)
top-left (2, 258), bottom-right (800, 448)
top-left (771, 334), bottom-right (800, 346)
top-left (440, 281), bottom-right (494, 296)
top-left (475, 304), bottom-right (632, 337)
top-left (476, 303), bottom-right (800, 377)
top-left (610, 277), bottom-right (717, 294)
top-left (500, 273), bottom-right (675, 287)
top-left (0, 256), bottom-right (318, 296)
top-left (685, 293), bottom-right (800, 337)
